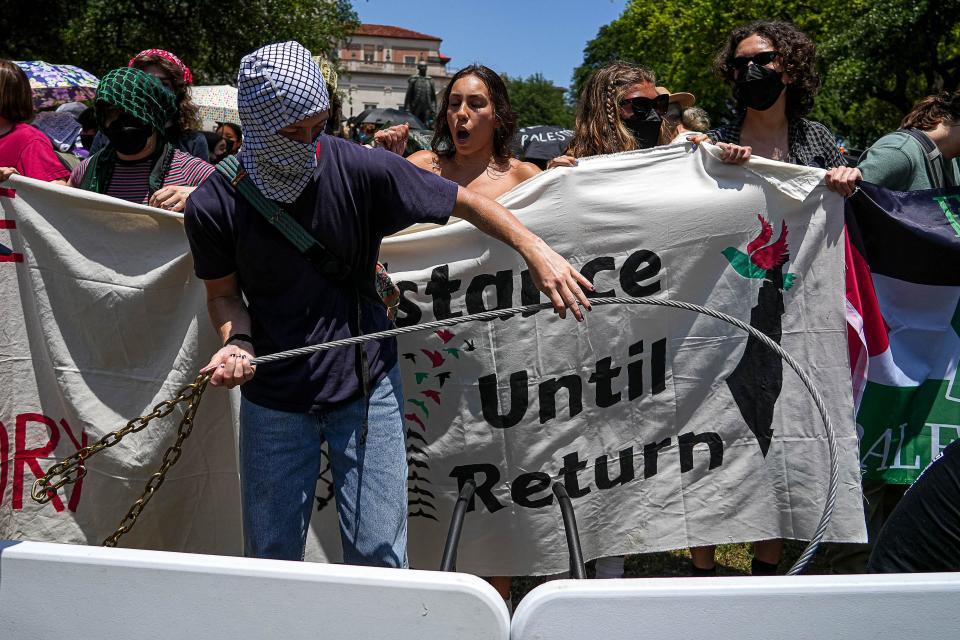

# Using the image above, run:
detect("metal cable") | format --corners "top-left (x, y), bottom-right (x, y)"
top-left (251, 296), bottom-right (839, 574)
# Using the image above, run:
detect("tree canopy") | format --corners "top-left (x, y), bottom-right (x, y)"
top-left (0, 0), bottom-right (359, 84)
top-left (503, 73), bottom-right (575, 129)
top-left (573, 0), bottom-right (960, 148)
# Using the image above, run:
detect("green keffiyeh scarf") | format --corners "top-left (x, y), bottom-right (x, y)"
top-left (80, 67), bottom-right (178, 195)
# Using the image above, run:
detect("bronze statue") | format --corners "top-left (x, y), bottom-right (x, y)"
top-left (404, 63), bottom-right (436, 127)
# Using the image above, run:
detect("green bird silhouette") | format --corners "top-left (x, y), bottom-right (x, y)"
top-left (443, 348), bottom-right (461, 359)
top-left (407, 398), bottom-right (430, 417)
top-left (721, 247), bottom-right (768, 280)
top-left (414, 372), bottom-right (430, 384)
top-left (721, 247), bottom-right (795, 290)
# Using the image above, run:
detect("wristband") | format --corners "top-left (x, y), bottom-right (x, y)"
top-left (225, 333), bottom-right (253, 348)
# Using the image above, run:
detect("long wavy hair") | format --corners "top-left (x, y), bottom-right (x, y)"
top-left (567, 62), bottom-right (657, 157)
top-left (714, 20), bottom-right (820, 120)
top-left (432, 65), bottom-right (516, 164)
top-left (130, 53), bottom-right (201, 133)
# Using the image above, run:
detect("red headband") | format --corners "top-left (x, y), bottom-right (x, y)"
top-left (128, 49), bottom-right (193, 85)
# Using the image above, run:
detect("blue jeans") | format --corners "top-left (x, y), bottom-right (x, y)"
top-left (239, 364), bottom-right (408, 567)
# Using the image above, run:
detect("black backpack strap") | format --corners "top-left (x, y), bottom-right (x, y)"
top-left (897, 128), bottom-right (955, 189)
top-left (215, 155), bottom-right (351, 278)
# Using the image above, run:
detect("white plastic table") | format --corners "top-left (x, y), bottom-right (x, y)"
top-left (0, 540), bottom-right (509, 640)
top-left (512, 573), bottom-right (960, 639)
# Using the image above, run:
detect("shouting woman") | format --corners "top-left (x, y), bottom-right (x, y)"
top-left (405, 65), bottom-right (540, 198)
top-left (377, 64), bottom-right (541, 607)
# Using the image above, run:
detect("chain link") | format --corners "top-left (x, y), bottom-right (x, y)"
top-left (102, 373), bottom-right (210, 547)
top-left (31, 373), bottom-right (211, 546)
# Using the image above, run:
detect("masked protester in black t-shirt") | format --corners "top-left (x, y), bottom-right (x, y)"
top-left (184, 41), bottom-right (594, 566)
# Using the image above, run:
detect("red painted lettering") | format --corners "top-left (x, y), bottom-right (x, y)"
top-left (0, 218), bottom-right (23, 261)
top-left (14, 413), bottom-right (64, 511)
top-left (0, 420), bottom-right (8, 503)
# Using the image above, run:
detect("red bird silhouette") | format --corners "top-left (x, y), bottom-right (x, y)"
top-left (420, 348), bottom-right (445, 368)
top-left (747, 214), bottom-right (773, 254)
top-left (748, 215), bottom-right (789, 270)
top-left (421, 389), bottom-right (442, 405)
top-left (435, 329), bottom-right (455, 344)
top-left (405, 413), bottom-right (426, 431)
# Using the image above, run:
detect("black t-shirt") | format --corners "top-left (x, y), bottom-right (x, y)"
top-left (869, 439), bottom-right (960, 573)
top-left (184, 135), bottom-right (458, 412)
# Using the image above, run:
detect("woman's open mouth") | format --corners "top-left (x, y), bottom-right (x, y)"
top-left (455, 129), bottom-right (471, 143)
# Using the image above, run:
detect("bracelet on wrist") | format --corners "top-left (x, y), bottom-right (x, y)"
top-left (224, 333), bottom-right (253, 348)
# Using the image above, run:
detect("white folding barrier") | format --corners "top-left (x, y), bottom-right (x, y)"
top-left (0, 541), bottom-right (510, 640)
top-left (511, 573), bottom-right (960, 640)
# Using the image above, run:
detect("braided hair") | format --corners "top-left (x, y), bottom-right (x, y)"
top-left (568, 62), bottom-right (656, 158)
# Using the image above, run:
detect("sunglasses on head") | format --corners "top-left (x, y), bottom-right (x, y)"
top-left (619, 93), bottom-right (669, 116)
top-left (732, 51), bottom-right (779, 73)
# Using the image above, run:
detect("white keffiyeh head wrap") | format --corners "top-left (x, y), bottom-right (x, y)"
top-left (237, 41), bottom-right (330, 203)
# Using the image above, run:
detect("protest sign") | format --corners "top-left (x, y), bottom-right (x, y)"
top-left (1, 145), bottom-right (866, 575)
top-left (311, 145), bottom-right (866, 572)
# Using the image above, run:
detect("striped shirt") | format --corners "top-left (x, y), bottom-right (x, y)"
top-left (69, 149), bottom-right (215, 204)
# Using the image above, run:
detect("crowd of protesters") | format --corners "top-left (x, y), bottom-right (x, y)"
top-left (2, 17), bottom-right (959, 609)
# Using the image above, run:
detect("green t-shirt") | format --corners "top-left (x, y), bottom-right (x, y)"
top-left (858, 131), bottom-right (959, 191)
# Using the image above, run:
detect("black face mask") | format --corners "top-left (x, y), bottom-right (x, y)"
top-left (733, 63), bottom-right (785, 112)
top-left (80, 134), bottom-right (96, 151)
top-left (623, 110), bottom-right (663, 149)
top-left (103, 115), bottom-right (154, 155)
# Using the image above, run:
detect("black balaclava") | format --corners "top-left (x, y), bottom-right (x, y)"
top-left (733, 63), bottom-right (785, 112)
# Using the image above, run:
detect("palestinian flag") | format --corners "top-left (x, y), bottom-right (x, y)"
top-left (846, 183), bottom-right (960, 484)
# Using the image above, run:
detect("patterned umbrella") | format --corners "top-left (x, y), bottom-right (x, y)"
top-left (15, 61), bottom-right (99, 110)
top-left (192, 85), bottom-right (239, 125)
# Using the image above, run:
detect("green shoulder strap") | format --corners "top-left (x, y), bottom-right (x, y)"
top-left (215, 155), bottom-right (350, 278)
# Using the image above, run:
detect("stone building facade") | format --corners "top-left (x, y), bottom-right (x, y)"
top-left (337, 24), bottom-right (451, 118)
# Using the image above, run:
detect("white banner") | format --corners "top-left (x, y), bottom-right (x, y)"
top-left (1, 144), bottom-right (866, 575)
top-left (0, 179), bottom-right (242, 554)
